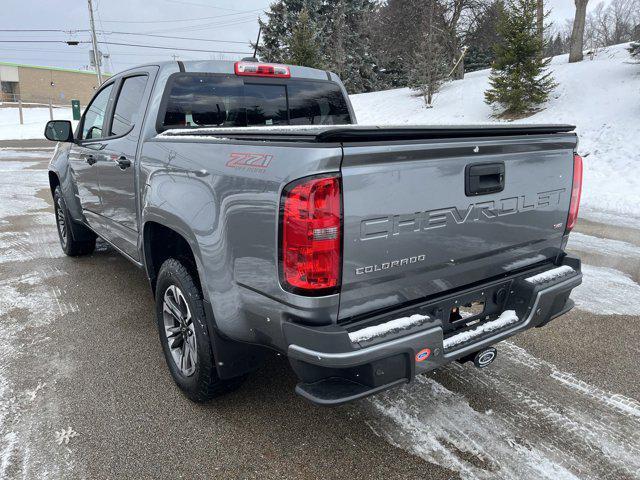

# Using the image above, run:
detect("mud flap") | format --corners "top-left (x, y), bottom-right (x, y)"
top-left (203, 300), bottom-right (266, 379)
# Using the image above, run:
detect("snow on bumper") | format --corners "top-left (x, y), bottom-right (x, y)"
top-left (348, 314), bottom-right (430, 343)
top-left (443, 310), bottom-right (519, 350)
top-left (525, 265), bottom-right (575, 285)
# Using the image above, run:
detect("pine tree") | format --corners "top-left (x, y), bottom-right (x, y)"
top-left (287, 8), bottom-right (324, 68)
top-left (255, 0), bottom-right (380, 94)
top-left (465, 0), bottom-right (504, 73)
top-left (630, 25), bottom-right (640, 58)
top-left (484, 0), bottom-right (557, 118)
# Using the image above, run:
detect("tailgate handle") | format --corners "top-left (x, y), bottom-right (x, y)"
top-left (465, 162), bottom-right (505, 196)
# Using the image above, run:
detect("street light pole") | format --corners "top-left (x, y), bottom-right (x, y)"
top-left (88, 0), bottom-right (103, 85)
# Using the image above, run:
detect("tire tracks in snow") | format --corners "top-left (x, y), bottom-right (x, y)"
top-left (0, 160), bottom-right (77, 478)
top-left (363, 340), bottom-right (640, 479)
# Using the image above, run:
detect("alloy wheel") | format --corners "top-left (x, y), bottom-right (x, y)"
top-left (55, 197), bottom-right (67, 249)
top-left (163, 285), bottom-right (197, 376)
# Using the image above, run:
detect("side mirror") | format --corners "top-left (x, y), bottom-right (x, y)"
top-left (44, 120), bottom-right (74, 143)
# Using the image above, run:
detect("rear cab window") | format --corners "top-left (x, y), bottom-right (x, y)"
top-left (158, 74), bottom-right (352, 131)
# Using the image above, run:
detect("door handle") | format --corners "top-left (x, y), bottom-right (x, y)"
top-left (117, 156), bottom-right (132, 170)
top-left (84, 154), bottom-right (97, 166)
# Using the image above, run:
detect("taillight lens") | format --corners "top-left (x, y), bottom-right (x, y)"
top-left (280, 175), bottom-right (342, 294)
top-left (566, 153), bottom-right (583, 232)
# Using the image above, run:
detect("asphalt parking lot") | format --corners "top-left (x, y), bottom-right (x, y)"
top-left (1, 140), bottom-right (639, 480)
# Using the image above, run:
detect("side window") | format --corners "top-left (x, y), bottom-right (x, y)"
top-left (81, 84), bottom-right (113, 140)
top-left (110, 75), bottom-right (148, 136)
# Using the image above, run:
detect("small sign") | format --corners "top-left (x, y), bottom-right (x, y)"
top-left (71, 100), bottom-right (81, 121)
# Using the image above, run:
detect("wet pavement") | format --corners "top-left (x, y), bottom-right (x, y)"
top-left (0, 140), bottom-right (638, 480)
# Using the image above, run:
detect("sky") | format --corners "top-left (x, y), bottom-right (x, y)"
top-left (0, 0), bottom-right (612, 75)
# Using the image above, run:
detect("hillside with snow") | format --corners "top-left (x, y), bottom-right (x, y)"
top-left (351, 43), bottom-right (640, 226)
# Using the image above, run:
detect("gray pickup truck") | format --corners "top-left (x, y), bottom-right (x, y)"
top-left (45, 60), bottom-right (583, 405)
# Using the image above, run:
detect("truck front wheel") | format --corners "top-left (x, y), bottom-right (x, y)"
top-left (155, 258), bottom-right (244, 402)
top-left (53, 186), bottom-right (96, 256)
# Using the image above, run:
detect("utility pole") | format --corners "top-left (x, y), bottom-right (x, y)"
top-left (88, 0), bottom-right (103, 84)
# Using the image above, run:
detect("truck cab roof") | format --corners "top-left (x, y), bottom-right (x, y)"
top-left (112, 59), bottom-right (339, 83)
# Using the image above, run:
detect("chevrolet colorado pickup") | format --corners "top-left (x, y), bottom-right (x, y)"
top-left (45, 60), bottom-right (583, 405)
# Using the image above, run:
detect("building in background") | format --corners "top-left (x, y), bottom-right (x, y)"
top-left (0, 62), bottom-right (107, 106)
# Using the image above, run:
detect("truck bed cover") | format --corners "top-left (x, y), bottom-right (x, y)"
top-left (159, 124), bottom-right (576, 143)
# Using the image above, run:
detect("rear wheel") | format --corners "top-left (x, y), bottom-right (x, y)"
top-left (53, 186), bottom-right (96, 256)
top-left (155, 258), bottom-right (244, 402)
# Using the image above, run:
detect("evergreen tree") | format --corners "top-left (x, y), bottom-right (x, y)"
top-left (323, 0), bottom-right (379, 93)
top-left (630, 25), bottom-right (640, 58)
top-left (465, 1), bottom-right (504, 73)
top-left (255, 0), bottom-right (380, 94)
top-left (255, 1), bottom-right (294, 63)
top-left (484, 0), bottom-right (557, 118)
top-left (287, 8), bottom-right (324, 68)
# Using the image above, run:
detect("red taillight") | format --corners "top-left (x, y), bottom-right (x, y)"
top-left (566, 153), bottom-right (583, 232)
top-left (235, 61), bottom-right (291, 78)
top-left (280, 175), bottom-right (342, 294)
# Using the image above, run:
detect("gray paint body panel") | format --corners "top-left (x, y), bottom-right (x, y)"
top-left (48, 59), bottom-right (579, 380)
top-left (339, 134), bottom-right (577, 320)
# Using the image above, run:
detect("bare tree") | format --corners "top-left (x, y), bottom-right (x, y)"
top-left (409, 1), bottom-right (451, 106)
top-left (432, 0), bottom-right (490, 80)
top-left (582, 0), bottom-right (640, 50)
top-left (569, 0), bottom-right (589, 62)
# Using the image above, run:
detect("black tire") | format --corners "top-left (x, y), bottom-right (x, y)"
top-left (53, 186), bottom-right (96, 256)
top-left (155, 258), bottom-right (244, 402)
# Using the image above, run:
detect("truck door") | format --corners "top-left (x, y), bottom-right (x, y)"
top-left (67, 82), bottom-right (115, 222)
top-left (94, 67), bottom-right (157, 261)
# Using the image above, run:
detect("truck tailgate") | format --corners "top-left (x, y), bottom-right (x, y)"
top-left (339, 133), bottom-right (577, 321)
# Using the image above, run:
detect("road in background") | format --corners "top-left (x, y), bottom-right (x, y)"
top-left (1, 141), bottom-right (638, 479)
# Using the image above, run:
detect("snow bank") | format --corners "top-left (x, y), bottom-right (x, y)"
top-left (348, 314), bottom-right (430, 343)
top-left (350, 43), bottom-right (640, 225)
top-left (0, 106), bottom-right (73, 140)
top-left (443, 310), bottom-right (519, 349)
top-left (525, 266), bottom-right (575, 285)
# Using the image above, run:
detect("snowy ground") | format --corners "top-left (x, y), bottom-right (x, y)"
top-left (351, 43), bottom-right (640, 226)
top-left (0, 146), bottom-right (638, 479)
top-left (0, 106), bottom-right (73, 141)
top-left (0, 44), bottom-right (639, 479)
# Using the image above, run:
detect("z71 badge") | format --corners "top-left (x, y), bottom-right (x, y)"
top-left (226, 152), bottom-right (273, 171)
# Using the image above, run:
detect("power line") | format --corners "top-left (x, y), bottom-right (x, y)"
top-left (0, 28), bottom-right (254, 45)
top-left (162, 0), bottom-right (248, 11)
top-left (105, 31), bottom-right (249, 45)
top-left (145, 16), bottom-right (259, 35)
top-left (97, 41), bottom-right (252, 54)
top-left (0, 40), bottom-right (85, 44)
top-left (0, 39), bottom-right (251, 55)
top-left (98, 8), bottom-right (263, 24)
